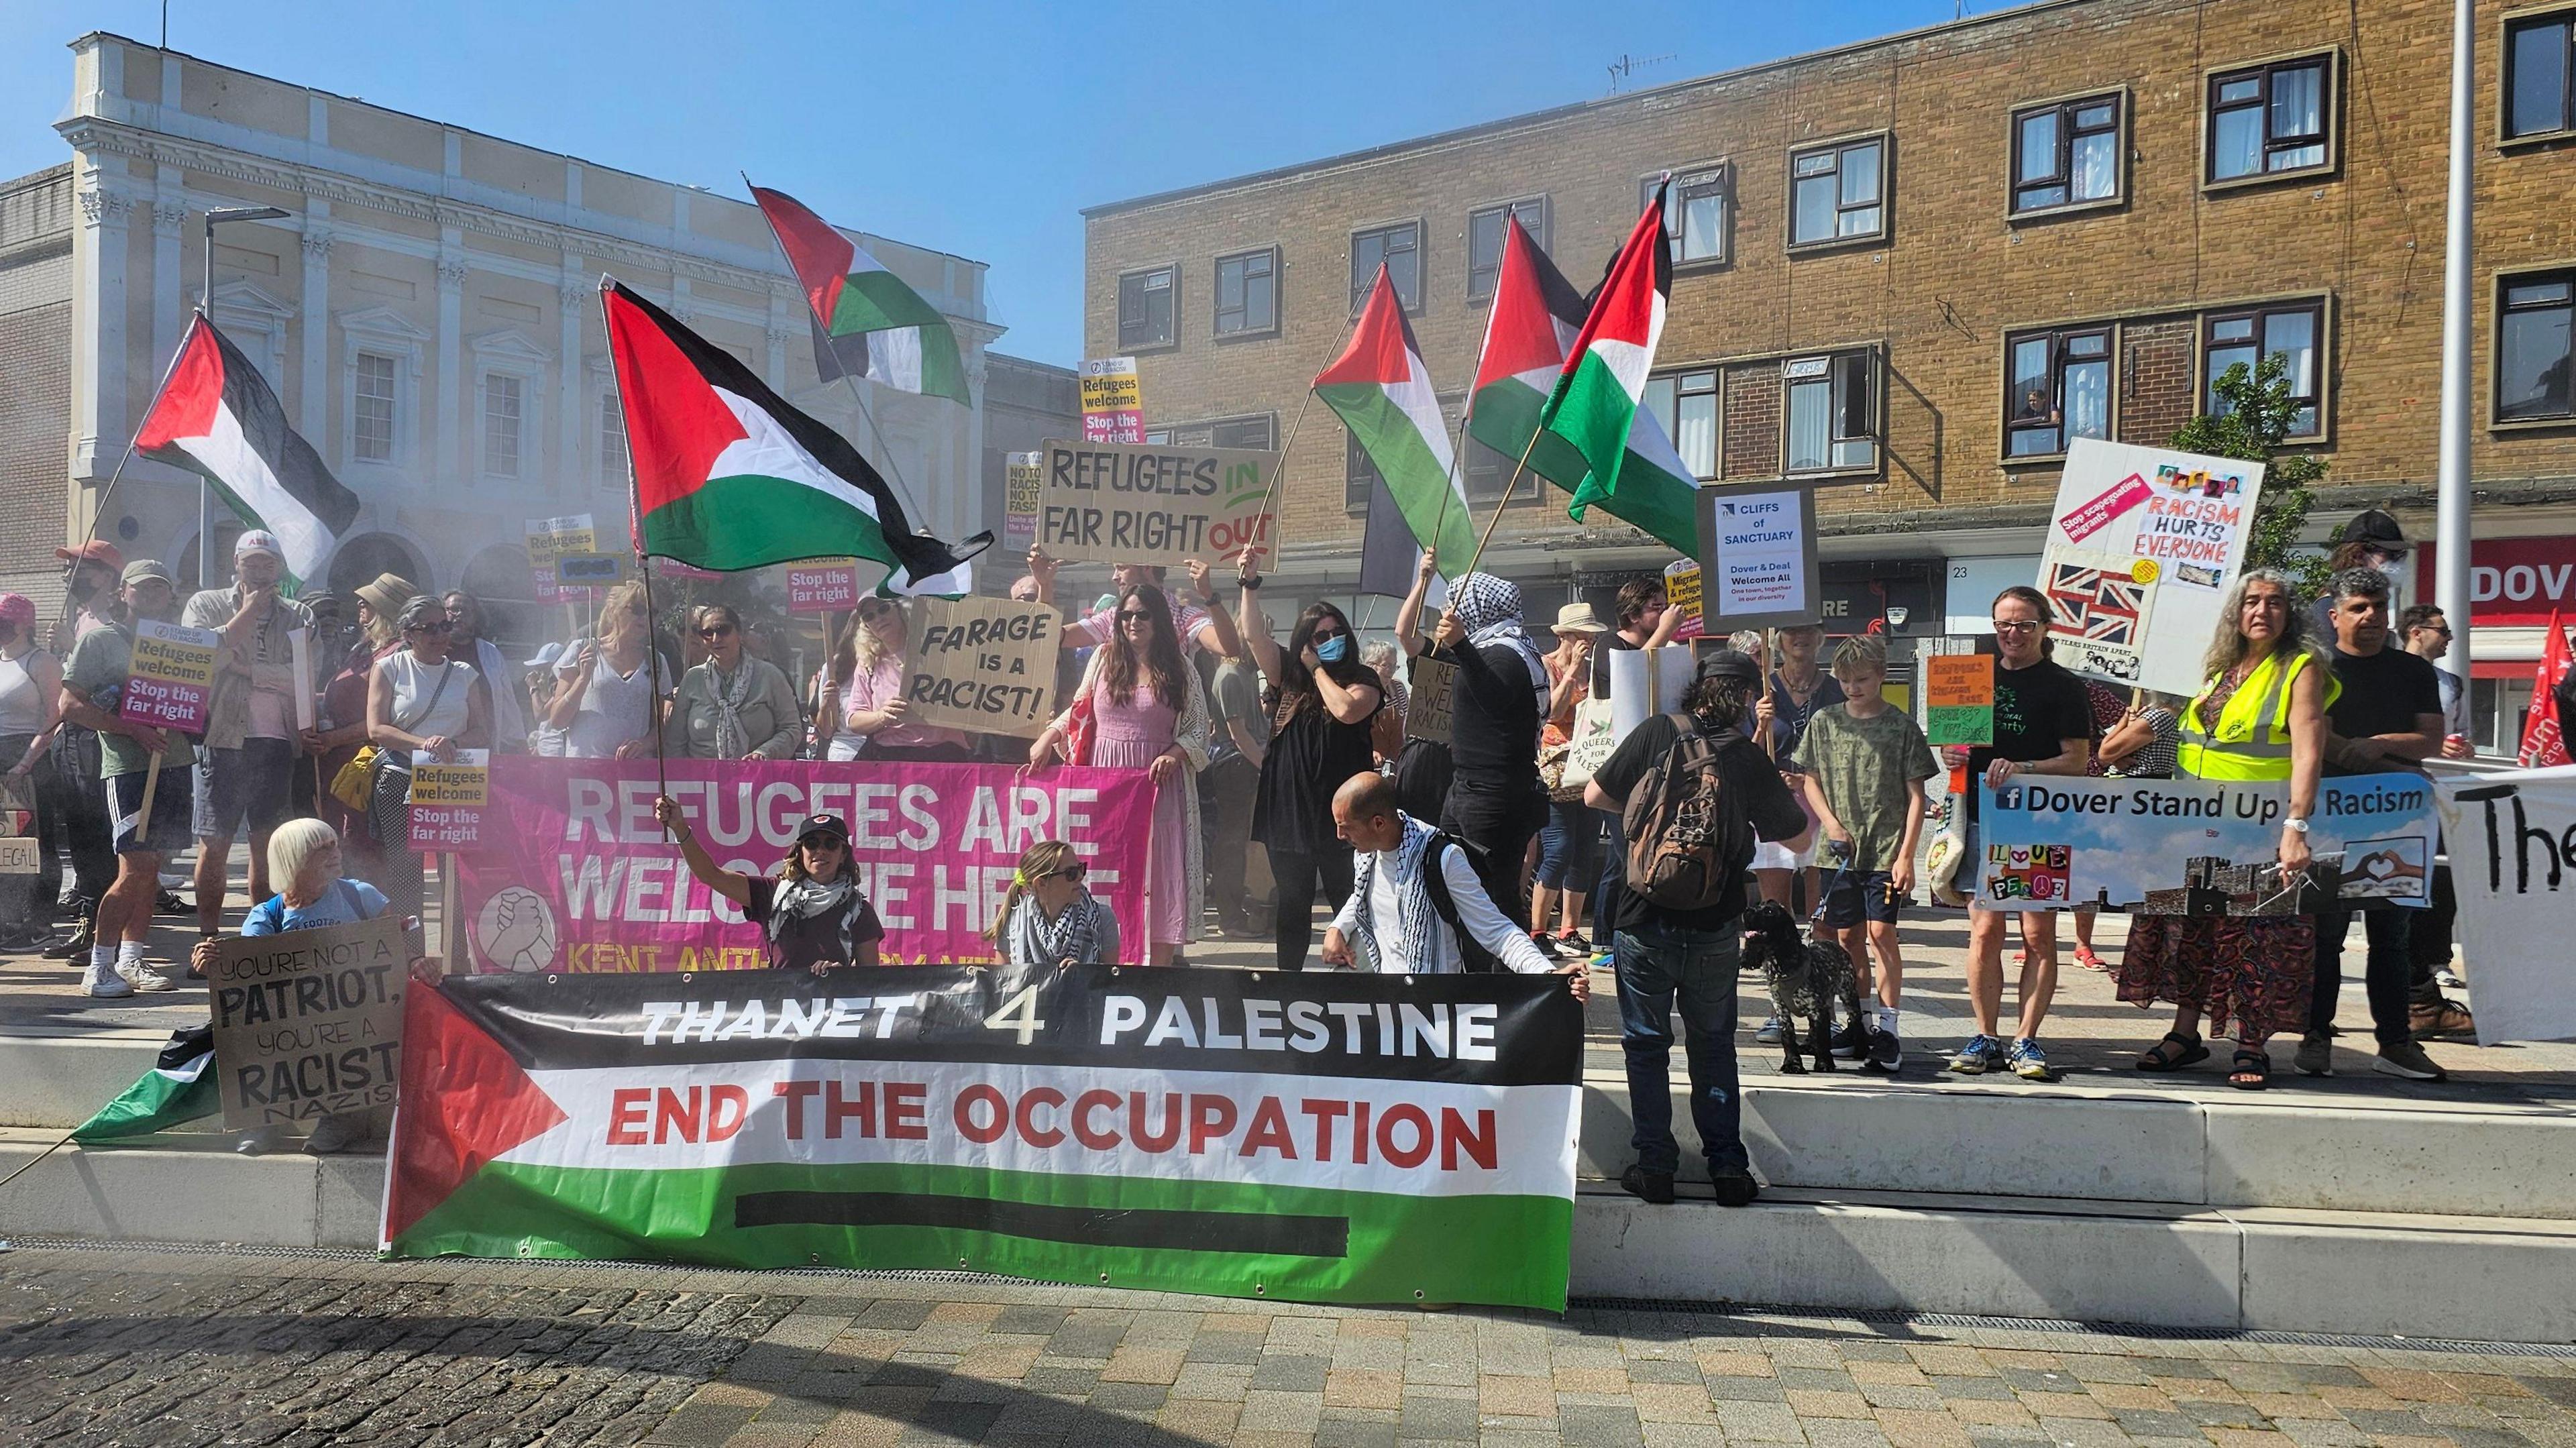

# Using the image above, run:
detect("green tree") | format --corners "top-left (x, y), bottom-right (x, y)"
top-left (2167, 351), bottom-right (2330, 600)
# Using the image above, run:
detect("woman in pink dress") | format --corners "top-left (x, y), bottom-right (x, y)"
top-left (1030, 583), bottom-right (1207, 964)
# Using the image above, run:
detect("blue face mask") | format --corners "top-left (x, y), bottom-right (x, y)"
top-left (1315, 634), bottom-right (1350, 664)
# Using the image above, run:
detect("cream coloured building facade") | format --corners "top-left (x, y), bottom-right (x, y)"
top-left (11, 32), bottom-right (1000, 631)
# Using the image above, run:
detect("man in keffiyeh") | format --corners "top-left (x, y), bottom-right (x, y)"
top-left (1320, 773), bottom-right (1585, 997)
top-left (1427, 572), bottom-right (1554, 928)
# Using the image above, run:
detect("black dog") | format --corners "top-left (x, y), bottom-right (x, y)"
top-left (1741, 900), bottom-right (1866, 1074)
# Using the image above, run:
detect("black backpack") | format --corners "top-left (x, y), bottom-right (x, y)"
top-left (1417, 831), bottom-right (1505, 972)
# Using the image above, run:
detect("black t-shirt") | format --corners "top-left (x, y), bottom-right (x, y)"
top-left (1442, 640), bottom-right (1542, 788)
top-left (1592, 714), bottom-right (1807, 934)
top-left (2324, 646), bottom-right (2442, 777)
top-left (1252, 685), bottom-right (1381, 856)
top-left (1968, 657), bottom-right (2095, 783)
top-left (741, 877), bottom-right (886, 971)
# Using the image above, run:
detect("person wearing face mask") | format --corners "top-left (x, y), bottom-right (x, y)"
top-left (1236, 563), bottom-right (1383, 972)
top-left (0, 594), bottom-right (66, 951)
top-left (180, 531), bottom-right (312, 955)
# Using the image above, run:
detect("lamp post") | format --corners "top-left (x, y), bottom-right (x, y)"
top-left (197, 205), bottom-right (290, 590)
top-left (2434, 0), bottom-right (2474, 683)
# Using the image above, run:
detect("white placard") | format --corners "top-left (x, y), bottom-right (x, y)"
top-left (1607, 645), bottom-right (1694, 742)
top-left (287, 626), bottom-right (316, 732)
top-left (2434, 765), bottom-right (2576, 1044)
top-left (1695, 485), bottom-right (1819, 632)
top-left (2039, 439), bottom-right (2264, 697)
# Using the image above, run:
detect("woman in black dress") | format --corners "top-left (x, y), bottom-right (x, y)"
top-left (1240, 561), bottom-right (1382, 972)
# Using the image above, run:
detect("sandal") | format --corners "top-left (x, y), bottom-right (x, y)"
top-left (2073, 947), bottom-right (2107, 971)
top-left (2228, 1049), bottom-right (2271, 1090)
top-left (2137, 1032), bottom-right (2209, 1072)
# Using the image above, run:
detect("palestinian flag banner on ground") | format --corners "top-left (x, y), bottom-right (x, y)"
top-left (136, 315), bottom-right (362, 584)
top-left (1317, 266), bottom-right (1477, 582)
top-left (71, 1025), bottom-right (217, 1142)
top-left (750, 184), bottom-right (971, 406)
top-left (1468, 213), bottom-right (1697, 555)
top-left (603, 280), bottom-right (987, 594)
top-left (382, 965), bottom-right (1582, 1311)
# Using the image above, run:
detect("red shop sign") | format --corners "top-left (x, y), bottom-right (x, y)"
top-left (2414, 537), bottom-right (2576, 627)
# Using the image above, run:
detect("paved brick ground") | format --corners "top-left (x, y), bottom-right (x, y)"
top-left (2, 1246), bottom-right (2573, 1447)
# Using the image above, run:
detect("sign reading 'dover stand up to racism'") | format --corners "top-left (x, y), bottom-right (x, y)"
top-left (1695, 484), bottom-right (1820, 633)
top-left (1037, 440), bottom-right (1279, 568)
top-left (903, 596), bottom-right (1060, 737)
top-left (2041, 439), bottom-right (2263, 697)
top-left (382, 963), bottom-right (1583, 1311)
top-left (122, 619), bottom-right (221, 735)
top-left (207, 913), bottom-right (409, 1131)
top-left (409, 749), bottom-right (490, 851)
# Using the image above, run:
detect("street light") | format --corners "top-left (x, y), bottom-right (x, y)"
top-left (197, 205), bottom-right (291, 589)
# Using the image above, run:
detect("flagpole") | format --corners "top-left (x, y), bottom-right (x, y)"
top-left (1250, 292), bottom-right (1376, 573)
top-left (53, 317), bottom-right (203, 637)
top-left (602, 279), bottom-right (674, 832)
top-left (1458, 423), bottom-right (1549, 581)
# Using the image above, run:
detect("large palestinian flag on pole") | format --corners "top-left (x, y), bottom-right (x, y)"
top-left (749, 184), bottom-right (971, 406)
top-left (1316, 266), bottom-right (1477, 581)
top-left (603, 280), bottom-right (987, 593)
top-left (1469, 214), bottom-right (1697, 555)
top-left (136, 315), bottom-right (362, 583)
top-left (382, 965), bottom-right (1582, 1311)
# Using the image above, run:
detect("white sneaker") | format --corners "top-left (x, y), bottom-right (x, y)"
top-left (303, 1115), bottom-right (366, 1155)
top-left (120, 962), bottom-right (178, 993)
top-left (84, 965), bottom-right (135, 999)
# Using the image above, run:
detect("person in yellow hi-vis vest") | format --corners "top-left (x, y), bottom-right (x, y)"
top-left (2114, 569), bottom-right (2334, 1090)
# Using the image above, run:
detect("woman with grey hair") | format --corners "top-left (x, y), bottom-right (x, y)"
top-left (364, 592), bottom-right (490, 934)
top-left (2113, 568), bottom-right (2332, 1090)
top-left (665, 604), bottom-right (800, 760)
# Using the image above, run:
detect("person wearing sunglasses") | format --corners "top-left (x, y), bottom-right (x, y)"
top-left (365, 593), bottom-right (492, 940)
top-left (833, 597), bottom-right (971, 763)
top-left (653, 800), bottom-right (883, 972)
top-left (985, 839), bottom-right (1120, 971)
top-left (666, 603), bottom-right (800, 761)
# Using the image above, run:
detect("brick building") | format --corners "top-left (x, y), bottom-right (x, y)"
top-left (1083, 0), bottom-right (2576, 745)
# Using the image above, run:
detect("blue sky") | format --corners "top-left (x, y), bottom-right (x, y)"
top-left (1, 0), bottom-right (1960, 366)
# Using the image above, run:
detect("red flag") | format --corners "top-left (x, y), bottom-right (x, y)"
top-left (2518, 608), bottom-right (2573, 767)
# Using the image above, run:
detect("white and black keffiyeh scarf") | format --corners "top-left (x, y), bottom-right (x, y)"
top-left (1008, 887), bottom-right (1110, 969)
top-left (706, 661), bottom-right (758, 759)
top-left (1347, 812), bottom-right (1445, 973)
top-left (764, 873), bottom-right (871, 963)
top-left (1448, 572), bottom-right (1549, 720)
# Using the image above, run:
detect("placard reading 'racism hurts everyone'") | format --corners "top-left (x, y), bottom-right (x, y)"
top-left (903, 596), bottom-right (1060, 737)
top-left (1037, 440), bottom-right (1279, 567)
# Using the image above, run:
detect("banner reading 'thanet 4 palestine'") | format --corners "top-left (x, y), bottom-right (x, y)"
top-left (382, 965), bottom-right (1582, 1311)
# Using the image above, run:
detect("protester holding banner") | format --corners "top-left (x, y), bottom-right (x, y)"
top-left (1240, 573), bottom-right (1383, 972)
top-left (365, 594), bottom-right (491, 934)
top-left (666, 604), bottom-right (800, 761)
top-left (441, 590), bottom-right (527, 753)
top-left (1428, 573), bottom-right (1551, 928)
top-left (1323, 771), bottom-right (1587, 995)
top-left (0, 593), bottom-right (64, 951)
top-left (1533, 605), bottom-right (1607, 960)
top-left (1948, 587), bottom-right (2094, 1082)
top-left (986, 839), bottom-right (1120, 972)
top-left (2114, 569), bottom-right (2330, 1090)
top-left (57, 559), bottom-right (195, 997)
top-left (547, 581), bottom-right (665, 761)
top-left (835, 597), bottom-right (973, 763)
top-left (1031, 583), bottom-right (1208, 964)
top-left (2070, 690), bottom-right (2182, 970)
top-left (182, 530), bottom-right (311, 952)
top-left (652, 798), bottom-right (883, 970)
top-left (2304, 567), bottom-right (2455, 1082)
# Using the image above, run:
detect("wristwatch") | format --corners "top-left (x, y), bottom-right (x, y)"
top-left (2283, 816), bottom-right (2310, 834)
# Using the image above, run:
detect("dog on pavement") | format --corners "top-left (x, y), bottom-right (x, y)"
top-left (1741, 899), bottom-right (1865, 1074)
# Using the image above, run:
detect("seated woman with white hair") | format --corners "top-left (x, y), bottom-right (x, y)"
top-left (191, 817), bottom-right (396, 1156)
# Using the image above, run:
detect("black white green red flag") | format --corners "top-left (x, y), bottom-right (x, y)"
top-left (603, 280), bottom-right (987, 593)
top-left (751, 184), bottom-right (971, 406)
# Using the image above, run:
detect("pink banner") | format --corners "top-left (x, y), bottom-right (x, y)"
top-left (454, 759), bottom-right (1157, 974)
top-left (2057, 471), bottom-right (2153, 544)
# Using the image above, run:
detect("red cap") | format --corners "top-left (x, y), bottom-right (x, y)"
top-left (54, 540), bottom-right (125, 569)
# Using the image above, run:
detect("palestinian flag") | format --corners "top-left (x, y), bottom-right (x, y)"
top-left (750, 184), bottom-right (971, 406)
top-left (603, 280), bottom-right (987, 594)
top-left (71, 1025), bottom-right (217, 1143)
top-left (1468, 216), bottom-right (1696, 555)
top-left (136, 315), bottom-right (362, 583)
top-left (1316, 266), bottom-right (1477, 581)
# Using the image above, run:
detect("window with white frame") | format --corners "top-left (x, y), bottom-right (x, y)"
top-left (598, 390), bottom-right (631, 488)
top-left (1784, 350), bottom-right (1880, 473)
top-left (468, 328), bottom-right (552, 486)
top-left (337, 306), bottom-right (427, 471)
top-left (1648, 166), bottom-right (1733, 265)
top-left (1641, 369), bottom-right (1719, 480)
top-left (353, 353), bottom-right (396, 463)
top-left (482, 373), bottom-right (525, 480)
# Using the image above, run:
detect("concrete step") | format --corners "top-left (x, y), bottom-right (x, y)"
top-left (0, 1030), bottom-right (193, 1134)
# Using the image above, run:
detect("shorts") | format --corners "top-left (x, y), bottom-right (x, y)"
top-left (193, 738), bottom-right (297, 841)
top-left (1820, 870), bottom-right (1904, 928)
top-left (108, 768), bottom-right (193, 854)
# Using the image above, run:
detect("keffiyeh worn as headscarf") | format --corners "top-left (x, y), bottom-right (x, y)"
top-left (1448, 572), bottom-right (1549, 719)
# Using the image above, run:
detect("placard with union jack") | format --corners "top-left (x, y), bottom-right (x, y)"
top-left (2043, 553), bottom-right (2155, 683)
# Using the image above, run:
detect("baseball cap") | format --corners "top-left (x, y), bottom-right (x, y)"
top-left (233, 529), bottom-right (284, 561)
top-left (1695, 647), bottom-right (1762, 683)
top-left (2333, 509), bottom-right (2408, 553)
top-left (794, 813), bottom-right (850, 845)
top-left (120, 559), bottom-right (175, 588)
top-left (523, 641), bottom-right (566, 670)
top-left (54, 540), bottom-right (124, 569)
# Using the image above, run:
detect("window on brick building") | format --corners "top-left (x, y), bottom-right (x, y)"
top-left (1468, 199), bottom-right (1546, 300)
top-left (2506, 13), bottom-right (2575, 140)
top-left (1788, 137), bottom-right (1887, 247)
top-left (1214, 249), bottom-right (1277, 338)
top-left (1118, 266), bottom-right (1176, 349)
top-left (353, 353), bottom-right (396, 463)
top-left (2203, 303), bottom-right (2322, 437)
top-left (1351, 222), bottom-right (1421, 313)
top-left (1645, 166), bottom-right (1733, 265)
top-left (2497, 272), bottom-right (2574, 423)
top-left (1642, 369), bottom-right (1720, 480)
top-left (2003, 326), bottom-right (2112, 457)
top-left (1784, 349), bottom-right (1879, 473)
top-left (2206, 57), bottom-right (2332, 182)
top-left (1154, 414), bottom-right (1278, 451)
top-left (2011, 95), bottom-right (2122, 213)
top-left (1344, 428), bottom-right (1383, 513)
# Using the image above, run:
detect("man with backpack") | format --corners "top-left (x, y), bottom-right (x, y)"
top-left (1321, 772), bottom-right (1588, 998)
top-left (1583, 649), bottom-right (1811, 1208)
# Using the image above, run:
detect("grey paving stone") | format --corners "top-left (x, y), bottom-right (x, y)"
top-left (1086, 1382), bottom-right (1169, 1412)
top-left (1935, 1376), bottom-right (2022, 1402)
top-left (1783, 1367), bottom-right (1864, 1392)
top-left (1627, 1359), bottom-right (1706, 1385)
top-left (1557, 1402), bottom-right (1648, 1448)
top-left (2114, 1409), bottom-right (2208, 1439)
top-left (1401, 1390), bottom-right (1485, 1441)
top-left (1252, 1353), bottom-right (1334, 1392)
top-left (1705, 1375), bottom-right (1791, 1403)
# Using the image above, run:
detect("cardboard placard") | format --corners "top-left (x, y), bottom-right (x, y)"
top-left (1405, 657), bottom-right (1457, 745)
top-left (409, 748), bottom-right (490, 850)
top-left (1924, 655), bottom-right (1996, 746)
top-left (1036, 439), bottom-right (1279, 567)
top-left (0, 837), bottom-right (36, 875)
top-left (1662, 559), bottom-right (1705, 641)
top-left (1080, 356), bottom-right (1144, 445)
top-left (1003, 451), bottom-right (1044, 554)
top-left (1695, 484), bottom-right (1821, 632)
top-left (121, 618), bottom-right (221, 734)
top-left (554, 552), bottom-right (629, 587)
top-left (787, 560), bottom-right (863, 613)
top-left (2040, 439), bottom-right (2263, 695)
top-left (206, 913), bottom-right (409, 1131)
top-left (902, 596), bottom-right (1061, 736)
top-left (0, 777), bottom-right (35, 873)
top-left (527, 514), bottom-right (596, 605)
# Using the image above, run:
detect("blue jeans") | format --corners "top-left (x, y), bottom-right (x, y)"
top-left (1613, 920), bottom-right (1748, 1176)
